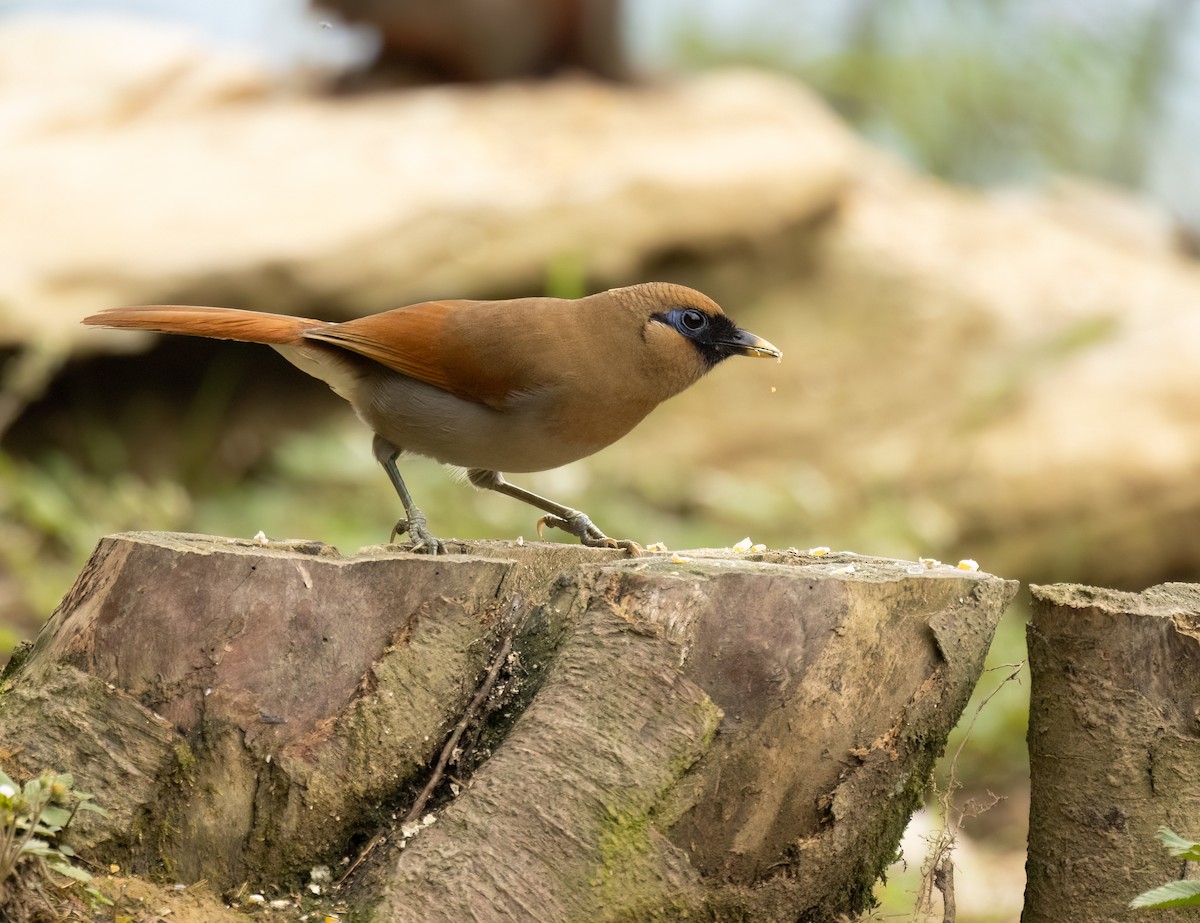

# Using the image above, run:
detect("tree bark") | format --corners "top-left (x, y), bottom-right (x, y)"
top-left (1024, 582), bottom-right (1200, 923)
top-left (0, 532), bottom-right (1015, 921)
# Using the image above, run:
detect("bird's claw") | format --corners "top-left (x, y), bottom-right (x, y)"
top-left (537, 512), bottom-right (642, 557)
top-left (390, 514), bottom-right (444, 555)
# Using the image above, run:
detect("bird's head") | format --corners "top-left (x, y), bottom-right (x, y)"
top-left (615, 282), bottom-right (781, 376)
top-left (651, 301), bottom-right (781, 367)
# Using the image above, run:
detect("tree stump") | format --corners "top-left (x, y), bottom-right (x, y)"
top-left (0, 532), bottom-right (1016, 921)
top-left (1024, 583), bottom-right (1200, 923)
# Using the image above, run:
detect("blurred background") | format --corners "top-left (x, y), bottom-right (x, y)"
top-left (3, 1), bottom-right (1200, 920)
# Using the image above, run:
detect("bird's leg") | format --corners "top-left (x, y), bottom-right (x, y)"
top-left (466, 469), bottom-right (642, 556)
top-left (374, 436), bottom-right (443, 554)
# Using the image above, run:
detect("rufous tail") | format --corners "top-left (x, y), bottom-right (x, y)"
top-left (82, 305), bottom-right (327, 345)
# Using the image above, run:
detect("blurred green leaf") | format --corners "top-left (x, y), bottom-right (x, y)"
top-left (1157, 826), bottom-right (1200, 862)
top-left (669, 0), bottom-right (1172, 187)
top-left (47, 860), bottom-right (93, 883)
top-left (1131, 879), bottom-right (1200, 909)
top-left (77, 800), bottom-right (107, 816)
top-left (38, 806), bottom-right (72, 830)
top-left (19, 838), bottom-right (55, 858)
top-left (544, 251), bottom-right (589, 300)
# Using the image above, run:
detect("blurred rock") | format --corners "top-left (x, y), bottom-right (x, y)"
top-left (624, 150), bottom-right (1200, 586)
top-left (0, 15), bottom-right (272, 145)
top-left (0, 64), bottom-right (852, 345)
top-left (994, 176), bottom-right (1188, 259)
top-left (841, 158), bottom-right (1200, 584)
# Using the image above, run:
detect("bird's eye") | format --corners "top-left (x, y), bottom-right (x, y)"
top-left (680, 309), bottom-right (707, 332)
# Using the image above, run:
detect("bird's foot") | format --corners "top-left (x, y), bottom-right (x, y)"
top-left (389, 512), bottom-right (444, 555)
top-left (537, 511), bottom-right (642, 557)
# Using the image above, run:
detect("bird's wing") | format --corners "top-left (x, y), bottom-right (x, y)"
top-left (301, 299), bottom-right (546, 409)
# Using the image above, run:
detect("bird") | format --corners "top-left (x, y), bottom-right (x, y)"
top-left (82, 282), bottom-right (781, 555)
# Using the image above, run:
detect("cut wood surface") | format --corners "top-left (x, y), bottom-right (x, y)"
top-left (0, 533), bottom-right (1016, 921)
top-left (1024, 582), bottom-right (1200, 923)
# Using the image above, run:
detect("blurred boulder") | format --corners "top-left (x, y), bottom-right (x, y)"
top-left (0, 15), bottom-right (271, 145)
top-left (622, 151), bottom-right (1200, 586)
top-left (837, 157), bottom-right (1200, 584)
top-left (0, 59), bottom-right (852, 346)
top-left (995, 176), bottom-right (1189, 259)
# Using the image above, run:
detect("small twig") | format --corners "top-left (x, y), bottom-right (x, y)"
top-left (333, 825), bottom-right (384, 888)
top-left (334, 620), bottom-right (517, 889)
top-left (334, 829), bottom-right (386, 889)
top-left (405, 631), bottom-right (512, 824)
top-left (932, 858), bottom-right (955, 922)
top-left (945, 662), bottom-right (1024, 783)
top-left (912, 660), bottom-right (1025, 921)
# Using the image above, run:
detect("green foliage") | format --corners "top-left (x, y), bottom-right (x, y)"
top-left (668, 0), bottom-right (1177, 187)
top-left (0, 769), bottom-right (108, 896)
top-left (543, 251), bottom-right (589, 300)
top-left (1131, 827), bottom-right (1200, 909)
top-left (1132, 879), bottom-right (1200, 910)
top-left (0, 449), bottom-right (192, 619)
top-left (1155, 826), bottom-right (1200, 863)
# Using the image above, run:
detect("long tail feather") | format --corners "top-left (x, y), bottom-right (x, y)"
top-left (82, 305), bottom-right (326, 346)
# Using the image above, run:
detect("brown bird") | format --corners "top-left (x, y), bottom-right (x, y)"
top-left (83, 282), bottom-right (781, 554)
